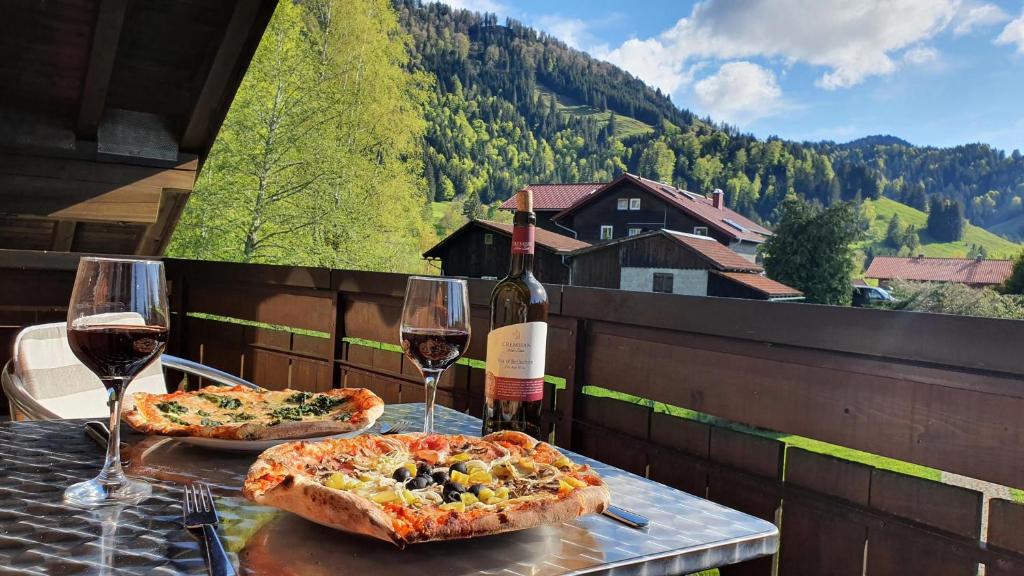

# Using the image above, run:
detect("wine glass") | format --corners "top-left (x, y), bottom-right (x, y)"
top-left (400, 277), bottom-right (471, 434)
top-left (64, 257), bottom-right (169, 507)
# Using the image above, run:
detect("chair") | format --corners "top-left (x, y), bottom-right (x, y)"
top-left (2, 322), bottom-right (258, 420)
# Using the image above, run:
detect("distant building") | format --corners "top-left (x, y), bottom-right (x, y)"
top-left (422, 219), bottom-right (589, 284)
top-left (550, 173), bottom-right (771, 262)
top-left (498, 183), bottom-right (600, 233)
top-left (570, 229), bottom-right (802, 300)
top-left (864, 255), bottom-right (1014, 288)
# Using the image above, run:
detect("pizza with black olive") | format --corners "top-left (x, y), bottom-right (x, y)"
top-left (124, 386), bottom-right (384, 440)
top-left (242, 431), bottom-right (609, 546)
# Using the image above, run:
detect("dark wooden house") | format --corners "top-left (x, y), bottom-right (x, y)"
top-left (570, 229), bottom-right (802, 300)
top-left (552, 173), bottom-right (771, 260)
top-left (423, 219), bottom-right (589, 284)
top-left (499, 183), bottom-right (599, 233)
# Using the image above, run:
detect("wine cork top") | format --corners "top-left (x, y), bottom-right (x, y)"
top-left (516, 188), bottom-right (533, 212)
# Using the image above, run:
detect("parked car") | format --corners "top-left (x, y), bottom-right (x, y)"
top-left (852, 285), bottom-right (895, 307)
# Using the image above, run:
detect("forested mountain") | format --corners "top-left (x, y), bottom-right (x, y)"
top-left (397, 1), bottom-right (1024, 239)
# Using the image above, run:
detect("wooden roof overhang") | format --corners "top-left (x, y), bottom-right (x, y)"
top-left (0, 0), bottom-right (278, 255)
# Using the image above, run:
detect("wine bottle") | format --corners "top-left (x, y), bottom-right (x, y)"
top-left (482, 189), bottom-right (549, 439)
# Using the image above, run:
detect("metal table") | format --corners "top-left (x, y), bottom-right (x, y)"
top-left (0, 404), bottom-right (778, 575)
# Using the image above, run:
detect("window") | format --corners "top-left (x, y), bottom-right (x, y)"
top-left (617, 198), bottom-right (628, 210)
top-left (653, 273), bottom-right (674, 293)
top-left (628, 227), bottom-right (642, 237)
top-left (629, 198), bottom-right (641, 210)
top-left (600, 225), bottom-right (614, 240)
top-left (693, 226), bottom-right (708, 236)
top-left (484, 233), bottom-right (493, 245)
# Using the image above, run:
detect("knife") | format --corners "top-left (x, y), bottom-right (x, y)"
top-left (602, 505), bottom-right (649, 528)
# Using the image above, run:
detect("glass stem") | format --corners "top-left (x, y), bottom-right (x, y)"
top-left (422, 369), bottom-right (442, 434)
top-left (98, 379), bottom-right (127, 486)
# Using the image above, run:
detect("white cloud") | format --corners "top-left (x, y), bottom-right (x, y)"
top-left (996, 10), bottom-right (1024, 54)
top-left (953, 2), bottom-right (1009, 36)
top-left (693, 61), bottom-right (783, 125)
top-left (903, 45), bottom-right (939, 64)
top-left (535, 15), bottom-right (591, 50)
top-left (599, 0), bottom-right (1005, 93)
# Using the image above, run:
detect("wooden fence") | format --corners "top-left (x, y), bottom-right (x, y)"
top-left (3, 249), bottom-right (1024, 575)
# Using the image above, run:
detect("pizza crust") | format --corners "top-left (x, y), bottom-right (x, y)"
top-left (124, 387), bottom-right (384, 441)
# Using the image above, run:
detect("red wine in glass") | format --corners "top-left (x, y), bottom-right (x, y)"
top-left (399, 277), bottom-right (471, 433)
top-left (400, 328), bottom-right (470, 372)
top-left (67, 325), bottom-right (168, 389)
top-left (63, 257), bottom-right (169, 508)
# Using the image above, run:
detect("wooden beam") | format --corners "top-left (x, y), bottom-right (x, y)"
top-left (50, 221), bottom-right (77, 252)
top-left (77, 0), bottom-right (130, 140)
top-left (180, 0), bottom-right (264, 151)
top-left (135, 188), bottom-right (190, 255)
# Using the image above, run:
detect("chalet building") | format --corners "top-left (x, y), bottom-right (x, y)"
top-left (498, 183), bottom-right (600, 233)
top-left (551, 173), bottom-right (771, 262)
top-left (864, 255), bottom-right (1014, 288)
top-left (422, 219), bottom-right (589, 284)
top-left (570, 229), bottom-right (802, 301)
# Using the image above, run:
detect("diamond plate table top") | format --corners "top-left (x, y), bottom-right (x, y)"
top-left (0, 404), bottom-right (778, 575)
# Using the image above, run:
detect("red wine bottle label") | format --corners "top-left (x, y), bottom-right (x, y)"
top-left (511, 225), bottom-right (534, 255)
top-left (484, 321), bottom-right (547, 402)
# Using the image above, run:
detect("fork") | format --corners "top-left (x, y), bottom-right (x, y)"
top-left (182, 483), bottom-right (236, 576)
top-left (382, 420), bottom-right (412, 435)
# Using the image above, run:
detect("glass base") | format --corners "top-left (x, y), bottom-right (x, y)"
top-left (64, 477), bottom-right (152, 508)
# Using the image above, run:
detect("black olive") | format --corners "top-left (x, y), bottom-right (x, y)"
top-left (431, 470), bottom-right (449, 485)
top-left (468, 484), bottom-right (483, 497)
top-left (392, 467), bottom-right (412, 483)
top-left (449, 462), bottom-right (468, 475)
top-left (409, 475), bottom-right (431, 490)
top-left (416, 462), bottom-right (432, 477)
top-left (442, 481), bottom-right (465, 503)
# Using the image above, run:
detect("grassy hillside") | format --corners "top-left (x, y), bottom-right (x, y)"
top-left (988, 213), bottom-right (1024, 242)
top-left (536, 86), bottom-right (654, 139)
top-left (860, 197), bottom-right (1023, 260)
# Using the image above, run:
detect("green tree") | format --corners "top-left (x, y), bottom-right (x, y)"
top-left (761, 198), bottom-right (866, 305)
top-left (1002, 252), bottom-right (1024, 295)
top-left (885, 214), bottom-right (904, 249)
top-left (637, 140), bottom-right (675, 183)
top-left (169, 0), bottom-right (434, 272)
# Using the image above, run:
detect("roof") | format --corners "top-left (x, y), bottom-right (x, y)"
top-left (423, 219), bottom-right (590, 258)
top-left (570, 229), bottom-right (763, 272)
top-left (863, 256), bottom-right (1014, 286)
top-left (553, 173), bottom-right (772, 244)
top-left (499, 184), bottom-right (602, 211)
top-left (713, 271), bottom-right (804, 298)
top-left (0, 0), bottom-right (277, 255)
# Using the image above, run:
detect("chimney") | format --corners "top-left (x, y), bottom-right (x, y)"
top-left (712, 189), bottom-right (724, 209)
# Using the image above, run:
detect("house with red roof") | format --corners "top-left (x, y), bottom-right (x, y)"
top-left (864, 256), bottom-right (1014, 288)
top-left (422, 219), bottom-right (589, 284)
top-left (498, 183), bottom-right (601, 233)
top-left (570, 229), bottom-right (802, 300)
top-left (547, 173), bottom-right (771, 262)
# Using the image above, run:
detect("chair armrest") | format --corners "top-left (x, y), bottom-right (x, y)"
top-left (160, 355), bottom-right (262, 390)
top-left (2, 361), bottom-right (62, 420)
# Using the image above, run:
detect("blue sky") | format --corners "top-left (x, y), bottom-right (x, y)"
top-left (442, 0), bottom-right (1024, 152)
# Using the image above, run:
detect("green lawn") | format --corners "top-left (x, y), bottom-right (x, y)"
top-left (859, 197), bottom-right (1023, 260)
top-left (536, 86), bottom-right (654, 139)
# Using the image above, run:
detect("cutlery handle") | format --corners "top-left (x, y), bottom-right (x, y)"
top-left (603, 505), bottom-right (650, 528)
top-left (200, 524), bottom-right (236, 576)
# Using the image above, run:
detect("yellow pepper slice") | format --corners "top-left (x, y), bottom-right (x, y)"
top-left (372, 490), bottom-right (400, 503)
top-left (565, 476), bottom-right (588, 488)
top-left (468, 470), bottom-right (493, 484)
top-left (440, 501), bottom-right (465, 512)
top-left (449, 453), bottom-right (471, 462)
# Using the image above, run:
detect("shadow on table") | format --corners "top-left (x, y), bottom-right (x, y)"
top-left (240, 514), bottom-right (602, 576)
